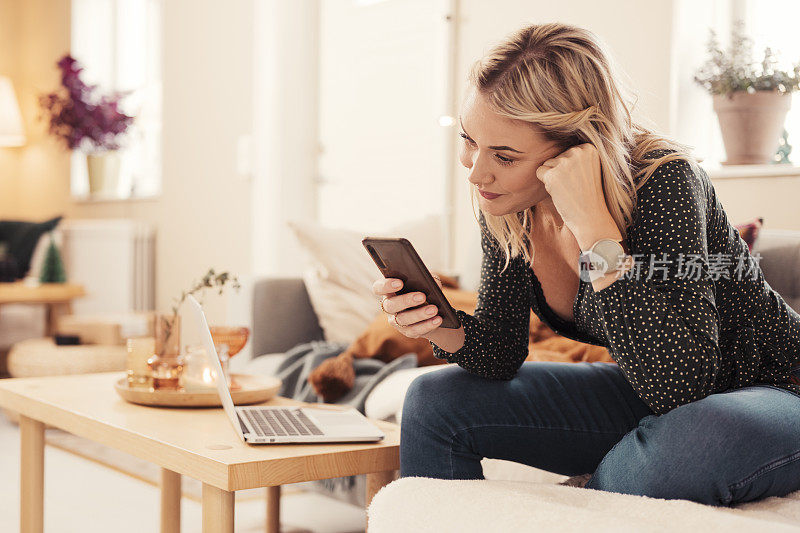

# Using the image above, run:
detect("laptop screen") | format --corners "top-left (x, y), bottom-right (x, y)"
top-left (184, 294), bottom-right (243, 440)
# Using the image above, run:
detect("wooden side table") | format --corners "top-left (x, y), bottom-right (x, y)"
top-left (0, 372), bottom-right (400, 533)
top-left (0, 281), bottom-right (86, 336)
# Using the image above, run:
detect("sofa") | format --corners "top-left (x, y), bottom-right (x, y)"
top-left (248, 229), bottom-right (800, 530)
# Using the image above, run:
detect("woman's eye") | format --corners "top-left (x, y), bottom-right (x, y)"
top-left (495, 154), bottom-right (514, 166)
top-left (459, 132), bottom-right (514, 165)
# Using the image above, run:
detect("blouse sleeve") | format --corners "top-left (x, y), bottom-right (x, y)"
top-left (588, 158), bottom-right (722, 415)
top-left (430, 214), bottom-right (531, 380)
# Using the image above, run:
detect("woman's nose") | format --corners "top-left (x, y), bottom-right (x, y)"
top-left (467, 160), bottom-right (493, 186)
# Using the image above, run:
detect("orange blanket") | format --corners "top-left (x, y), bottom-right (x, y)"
top-left (308, 278), bottom-right (614, 402)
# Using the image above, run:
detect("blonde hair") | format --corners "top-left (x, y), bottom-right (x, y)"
top-left (468, 22), bottom-right (696, 271)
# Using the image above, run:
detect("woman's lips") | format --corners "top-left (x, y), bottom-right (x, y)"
top-left (479, 189), bottom-right (502, 200)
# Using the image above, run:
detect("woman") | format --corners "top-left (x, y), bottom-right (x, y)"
top-left (371, 22), bottom-right (800, 506)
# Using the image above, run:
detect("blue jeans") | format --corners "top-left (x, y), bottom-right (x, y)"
top-left (399, 361), bottom-right (800, 506)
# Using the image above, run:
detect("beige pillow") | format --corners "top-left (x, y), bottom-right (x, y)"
top-left (288, 215), bottom-right (445, 344)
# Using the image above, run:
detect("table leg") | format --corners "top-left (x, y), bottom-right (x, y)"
top-left (160, 468), bottom-right (181, 533)
top-left (202, 483), bottom-right (234, 533)
top-left (45, 302), bottom-right (71, 337)
top-left (20, 415), bottom-right (44, 533)
top-left (365, 470), bottom-right (397, 532)
top-left (265, 485), bottom-right (280, 533)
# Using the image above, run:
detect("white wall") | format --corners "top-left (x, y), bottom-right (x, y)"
top-left (315, 0), bottom-right (449, 233)
top-left (251, 0), bottom-right (319, 278)
top-left (0, 0), bottom-right (72, 219)
top-left (0, 0), bottom-right (21, 213)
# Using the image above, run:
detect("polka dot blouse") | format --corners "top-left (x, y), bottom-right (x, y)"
top-left (431, 148), bottom-right (800, 415)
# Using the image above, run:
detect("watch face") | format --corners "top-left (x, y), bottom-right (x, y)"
top-left (579, 239), bottom-right (625, 282)
top-left (594, 239), bottom-right (624, 262)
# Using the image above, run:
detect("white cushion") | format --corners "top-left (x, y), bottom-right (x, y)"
top-left (364, 364), bottom-right (453, 422)
top-left (287, 215), bottom-right (446, 344)
top-left (367, 477), bottom-right (800, 532)
top-left (238, 352), bottom-right (286, 377)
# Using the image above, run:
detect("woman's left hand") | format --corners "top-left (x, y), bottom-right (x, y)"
top-left (535, 143), bottom-right (621, 248)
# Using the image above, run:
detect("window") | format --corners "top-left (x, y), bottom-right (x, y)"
top-left (743, 0), bottom-right (800, 162)
top-left (674, 0), bottom-right (799, 167)
top-left (70, 0), bottom-right (162, 199)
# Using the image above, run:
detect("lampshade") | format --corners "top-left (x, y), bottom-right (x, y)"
top-left (0, 76), bottom-right (25, 147)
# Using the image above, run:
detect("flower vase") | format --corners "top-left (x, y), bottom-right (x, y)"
top-left (147, 313), bottom-right (184, 390)
top-left (86, 151), bottom-right (121, 195)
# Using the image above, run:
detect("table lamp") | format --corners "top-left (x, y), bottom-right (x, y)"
top-left (0, 76), bottom-right (25, 147)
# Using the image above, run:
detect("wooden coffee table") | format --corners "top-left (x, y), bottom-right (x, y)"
top-left (0, 281), bottom-right (86, 336)
top-left (0, 372), bottom-right (400, 533)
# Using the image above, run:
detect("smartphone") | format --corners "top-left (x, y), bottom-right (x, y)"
top-left (362, 237), bottom-right (461, 329)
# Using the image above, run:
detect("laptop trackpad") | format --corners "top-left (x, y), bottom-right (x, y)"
top-left (304, 408), bottom-right (376, 431)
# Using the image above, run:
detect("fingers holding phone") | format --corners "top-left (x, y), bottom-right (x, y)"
top-left (371, 277), bottom-right (443, 339)
top-left (363, 237), bottom-right (461, 332)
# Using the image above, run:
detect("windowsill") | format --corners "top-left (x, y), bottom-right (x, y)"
top-left (71, 192), bottom-right (161, 204)
top-left (702, 163), bottom-right (800, 180)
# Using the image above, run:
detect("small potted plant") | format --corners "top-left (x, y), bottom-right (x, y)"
top-left (147, 268), bottom-right (241, 390)
top-left (694, 20), bottom-right (800, 165)
top-left (39, 55), bottom-right (135, 195)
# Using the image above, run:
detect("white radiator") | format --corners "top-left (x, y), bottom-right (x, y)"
top-left (59, 219), bottom-right (155, 314)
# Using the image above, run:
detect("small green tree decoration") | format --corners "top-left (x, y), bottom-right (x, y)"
top-left (39, 233), bottom-right (66, 283)
top-left (776, 128), bottom-right (792, 164)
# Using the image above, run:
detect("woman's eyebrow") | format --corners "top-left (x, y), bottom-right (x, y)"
top-left (490, 144), bottom-right (524, 153)
top-left (458, 116), bottom-right (524, 154)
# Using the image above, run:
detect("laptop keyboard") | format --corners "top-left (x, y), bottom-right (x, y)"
top-left (242, 408), bottom-right (324, 437)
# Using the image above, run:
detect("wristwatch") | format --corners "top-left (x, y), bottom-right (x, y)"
top-left (579, 238), bottom-right (627, 281)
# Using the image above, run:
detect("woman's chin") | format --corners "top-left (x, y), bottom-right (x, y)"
top-left (480, 199), bottom-right (512, 217)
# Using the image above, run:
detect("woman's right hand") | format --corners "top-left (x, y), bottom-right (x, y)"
top-left (371, 277), bottom-right (443, 339)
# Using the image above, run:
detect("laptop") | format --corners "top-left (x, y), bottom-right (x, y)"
top-left (184, 294), bottom-right (385, 444)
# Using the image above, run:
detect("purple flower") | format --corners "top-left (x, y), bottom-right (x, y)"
top-left (39, 54), bottom-right (135, 151)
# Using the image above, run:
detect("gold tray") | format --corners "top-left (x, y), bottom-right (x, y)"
top-left (114, 373), bottom-right (283, 407)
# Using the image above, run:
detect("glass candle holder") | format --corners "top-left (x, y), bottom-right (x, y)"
top-left (147, 353), bottom-right (185, 391)
top-left (126, 336), bottom-right (155, 389)
top-left (183, 344), bottom-right (218, 390)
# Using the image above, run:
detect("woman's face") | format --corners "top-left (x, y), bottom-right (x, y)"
top-left (458, 88), bottom-right (565, 217)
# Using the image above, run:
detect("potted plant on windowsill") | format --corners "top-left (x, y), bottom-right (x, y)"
top-left (39, 55), bottom-right (135, 196)
top-left (694, 20), bottom-right (800, 165)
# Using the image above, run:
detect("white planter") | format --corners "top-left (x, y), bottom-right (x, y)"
top-left (86, 152), bottom-right (121, 195)
top-left (713, 90), bottom-right (792, 165)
